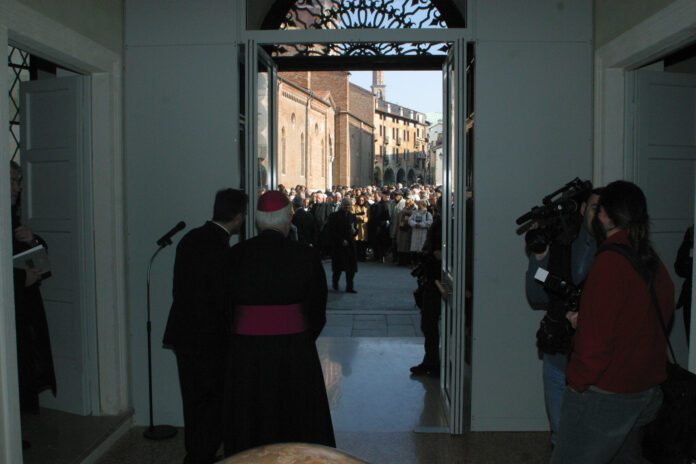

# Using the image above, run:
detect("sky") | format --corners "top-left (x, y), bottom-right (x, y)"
top-left (349, 70), bottom-right (443, 120)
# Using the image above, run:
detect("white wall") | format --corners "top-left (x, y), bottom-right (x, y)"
top-left (124, 0), bottom-right (241, 425)
top-left (470, 0), bottom-right (593, 430)
top-left (123, 0), bottom-right (593, 431)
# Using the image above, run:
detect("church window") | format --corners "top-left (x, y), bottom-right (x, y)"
top-left (300, 132), bottom-right (305, 175)
top-left (281, 127), bottom-right (287, 175)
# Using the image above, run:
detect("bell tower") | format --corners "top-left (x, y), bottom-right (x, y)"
top-left (372, 70), bottom-right (386, 101)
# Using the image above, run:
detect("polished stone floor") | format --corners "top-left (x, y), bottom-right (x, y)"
top-left (89, 336), bottom-right (552, 464)
top-left (21, 261), bottom-right (554, 463)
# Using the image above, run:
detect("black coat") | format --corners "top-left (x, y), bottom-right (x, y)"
top-left (292, 208), bottom-right (316, 248)
top-left (327, 209), bottom-right (358, 273)
top-left (163, 221), bottom-right (231, 353)
top-left (13, 233), bottom-right (56, 403)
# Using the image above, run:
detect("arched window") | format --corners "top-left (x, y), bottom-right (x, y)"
top-left (300, 132), bottom-right (305, 175)
top-left (281, 127), bottom-right (286, 175)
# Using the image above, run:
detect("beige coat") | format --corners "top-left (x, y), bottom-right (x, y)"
top-left (352, 204), bottom-right (369, 242)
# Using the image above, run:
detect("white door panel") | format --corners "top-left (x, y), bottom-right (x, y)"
top-left (20, 76), bottom-right (96, 415)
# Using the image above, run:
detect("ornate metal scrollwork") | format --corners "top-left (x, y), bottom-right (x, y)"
top-left (281, 0), bottom-right (447, 30)
top-left (272, 42), bottom-right (449, 57)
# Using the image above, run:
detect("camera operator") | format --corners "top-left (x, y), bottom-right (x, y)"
top-left (410, 198), bottom-right (443, 376)
top-left (525, 187), bottom-right (601, 447)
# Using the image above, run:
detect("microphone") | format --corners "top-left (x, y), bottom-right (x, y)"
top-left (156, 221), bottom-right (186, 247)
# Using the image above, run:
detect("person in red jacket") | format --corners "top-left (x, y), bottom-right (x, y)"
top-left (552, 180), bottom-right (674, 463)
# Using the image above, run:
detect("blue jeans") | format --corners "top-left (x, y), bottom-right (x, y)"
top-left (542, 352), bottom-right (567, 445)
top-left (551, 386), bottom-right (662, 464)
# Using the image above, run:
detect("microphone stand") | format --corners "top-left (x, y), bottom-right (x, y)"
top-left (143, 243), bottom-right (178, 440)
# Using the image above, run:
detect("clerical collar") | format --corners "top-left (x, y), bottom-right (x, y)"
top-left (211, 221), bottom-right (231, 236)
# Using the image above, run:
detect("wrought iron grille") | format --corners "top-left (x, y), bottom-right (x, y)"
top-left (272, 41), bottom-right (449, 57)
top-left (282, 0), bottom-right (447, 30)
top-left (8, 46), bottom-right (31, 162)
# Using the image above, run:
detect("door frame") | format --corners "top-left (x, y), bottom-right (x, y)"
top-left (593, 0), bottom-right (696, 371)
top-left (240, 2), bottom-right (472, 433)
top-left (244, 42), bottom-right (279, 239)
top-left (0, 3), bottom-right (126, 462)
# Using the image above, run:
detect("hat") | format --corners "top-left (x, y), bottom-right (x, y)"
top-left (258, 190), bottom-right (290, 212)
top-left (394, 189), bottom-right (403, 196)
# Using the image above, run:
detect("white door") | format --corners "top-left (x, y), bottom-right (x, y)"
top-left (441, 38), bottom-right (468, 434)
top-left (20, 76), bottom-right (97, 415)
top-left (244, 42), bottom-right (278, 238)
top-left (632, 69), bottom-right (696, 367)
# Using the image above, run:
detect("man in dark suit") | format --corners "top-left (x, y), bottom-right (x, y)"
top-left (163, 188), bottom-right (248, 464)
top-left (292, 196), bottom-right (316, 248)
top-left (327, 197), bottom-right (359, 293)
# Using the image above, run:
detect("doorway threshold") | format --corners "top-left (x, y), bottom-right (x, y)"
top-left (21, 407), bottom-right (133, 464)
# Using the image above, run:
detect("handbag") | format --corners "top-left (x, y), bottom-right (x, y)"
top-left (598, 244), bottom-right (696, 463)
top-left (643, 279), bottom-right (696, 464)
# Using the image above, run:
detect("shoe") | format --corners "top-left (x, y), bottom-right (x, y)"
top-left (410, 363), bottom-right (429, 375)
top-left (410, 363), bottom-right (438, 376)
top-left (346, 289), bottom-right (357, 293)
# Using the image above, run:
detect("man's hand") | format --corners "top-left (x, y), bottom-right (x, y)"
top-left (25, 268), bottom-right (42, 287)
top-left (566, 311), bottom-right (578, 329)
top-left (14, 226), bottom-right (34, 244)
top-left (528, 222), bottom-right (549, 259)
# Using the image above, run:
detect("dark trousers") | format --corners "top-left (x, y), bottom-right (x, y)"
top-left (175, 350), bottom-right (225, 464)
top-left (551, 386), bottom-right (662, 464)
top-left (333, 271), bottom-right (355, 291)
top-left (420, 283), bottom-right (441, 366)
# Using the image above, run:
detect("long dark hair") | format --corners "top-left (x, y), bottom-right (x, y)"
top-left (598, 180), bottom-right (658, 281)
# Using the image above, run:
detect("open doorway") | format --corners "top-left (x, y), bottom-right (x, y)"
top-left (7, 45), bottom-right (128, 464)
top-left (625, 41), bottom-right (696, 367)
top-left (242, 36), bottom-right (474, 434)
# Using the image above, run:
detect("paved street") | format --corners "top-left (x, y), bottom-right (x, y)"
top-left (321, 260), bottom-right (423, 337)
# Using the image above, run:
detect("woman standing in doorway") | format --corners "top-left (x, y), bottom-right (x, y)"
top-left (11, 161), bottom-right (56, 418)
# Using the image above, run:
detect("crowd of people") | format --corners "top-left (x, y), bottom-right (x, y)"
top-left (284, 182), bottom-right (445, 376)
top-left (277, 182), bottom-right (441, 266)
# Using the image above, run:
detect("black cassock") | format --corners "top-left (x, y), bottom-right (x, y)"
top-left (222, 229), bottom-right (335, 456)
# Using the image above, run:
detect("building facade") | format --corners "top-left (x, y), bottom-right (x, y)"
top-left (277, 74), bottom-right (336, 191)
top-left (279, 71), bottom-right (374, 189)
top-left (372, 72), bottom-right (429, 186)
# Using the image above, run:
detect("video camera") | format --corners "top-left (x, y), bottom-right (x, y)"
top-left (516, 178), bottom-right (593, 253)
top-left (534, 267), bottom-right (582, 312)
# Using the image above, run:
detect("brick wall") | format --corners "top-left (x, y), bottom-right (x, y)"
top-left (277, 80), bottom-right (335, 191)
top-left (311, 71), bottom-right (350, 110)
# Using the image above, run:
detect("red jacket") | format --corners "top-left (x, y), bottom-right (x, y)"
top-left (566, 231), bottom-right (674, 393)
